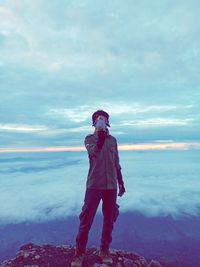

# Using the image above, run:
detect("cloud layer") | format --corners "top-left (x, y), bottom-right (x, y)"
top-left (0, 150), bottom-right (200, 225)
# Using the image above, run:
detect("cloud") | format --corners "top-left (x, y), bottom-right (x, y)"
top-left (0, 152), bottom-right (88, 224)
top-left (0, 0), bottom-right (200, 148)
top-left (0, 123), bottom-right (49, 132)
top-left (120, 118), bottom-right (195, 127)
top-left (1, 0), bottom-right (200, 82)
top-left (0, 0), bottom-right (119, 74)
top-left (47, 106), bottom-right (91, 123)
top-left (46, 102), bottom-right (194, 121)
top-left (118, 149), bottom-right (200, 218)
top-left (0, 150), bottom-right (200, 225)
top-left (0, 100), bottom-right (199, 148)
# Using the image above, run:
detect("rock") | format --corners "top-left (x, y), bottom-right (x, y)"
top-left (118, 257), bottom-right (123, 262)
top-left (0, 243), bottom-right (163, 267)
top-left (123, 258), bottom-right (136, 267)
top-left (92, 264), bottom-right (109, 267)
top-left (149, 260), bottom-right (163, 267)
top-left (137, 257), bottom-right (148, 267)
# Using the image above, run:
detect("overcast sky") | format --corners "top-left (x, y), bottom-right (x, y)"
top-left (0, 0), bottom-right (200, 149)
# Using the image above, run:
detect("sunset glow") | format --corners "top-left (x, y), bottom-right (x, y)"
top-left (0, 142), bottom-right (200, 153)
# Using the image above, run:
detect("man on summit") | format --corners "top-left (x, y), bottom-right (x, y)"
top-left (71, 110), bottom-right (125, 266)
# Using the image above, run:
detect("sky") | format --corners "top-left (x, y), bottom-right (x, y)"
top-left (0, 0), bottom-right (200, 150)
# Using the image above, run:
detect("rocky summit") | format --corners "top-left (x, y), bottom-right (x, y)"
top-left (0, 243), bottom-right (163, 267)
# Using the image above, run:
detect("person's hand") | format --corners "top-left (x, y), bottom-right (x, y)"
top-left (95, 117), bottom-right (106, 131)
top-left (118, 184), bottom-right (126, 197)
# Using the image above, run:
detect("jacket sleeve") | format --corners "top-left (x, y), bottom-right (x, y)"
top-left (114, 138), bottom-right (122, 171)
top-left (84, 135), bottom-right (100, 158)
top-left (114, 139), bottom-right (124, 186)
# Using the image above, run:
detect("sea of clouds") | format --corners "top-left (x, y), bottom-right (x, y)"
top-left (0, 149), bottom-right (200, 225)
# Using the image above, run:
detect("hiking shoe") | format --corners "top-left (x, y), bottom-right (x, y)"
top-left (71, 251), bottom-right (84, 267)
top-left (99, 250), bottom-right (113, 265)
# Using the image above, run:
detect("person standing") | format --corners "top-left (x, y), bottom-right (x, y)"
top-left (71, 110), bottom-right (125, 267)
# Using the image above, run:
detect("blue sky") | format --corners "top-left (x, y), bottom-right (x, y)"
top-left (0, 0), bottom-right (200, 149)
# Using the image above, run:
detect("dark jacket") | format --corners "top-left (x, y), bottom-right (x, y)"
top-left (84, 131), bottom-right (121, 189)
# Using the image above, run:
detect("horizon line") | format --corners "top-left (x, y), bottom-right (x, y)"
top-left (0, 142), bottom-right (200, 153)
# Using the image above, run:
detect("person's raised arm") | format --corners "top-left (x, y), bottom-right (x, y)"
top-left (84, 131), bottom-right (107, 158)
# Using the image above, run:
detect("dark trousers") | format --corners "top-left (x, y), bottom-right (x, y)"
top-left (76, 188), bottom-right (117, 253)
